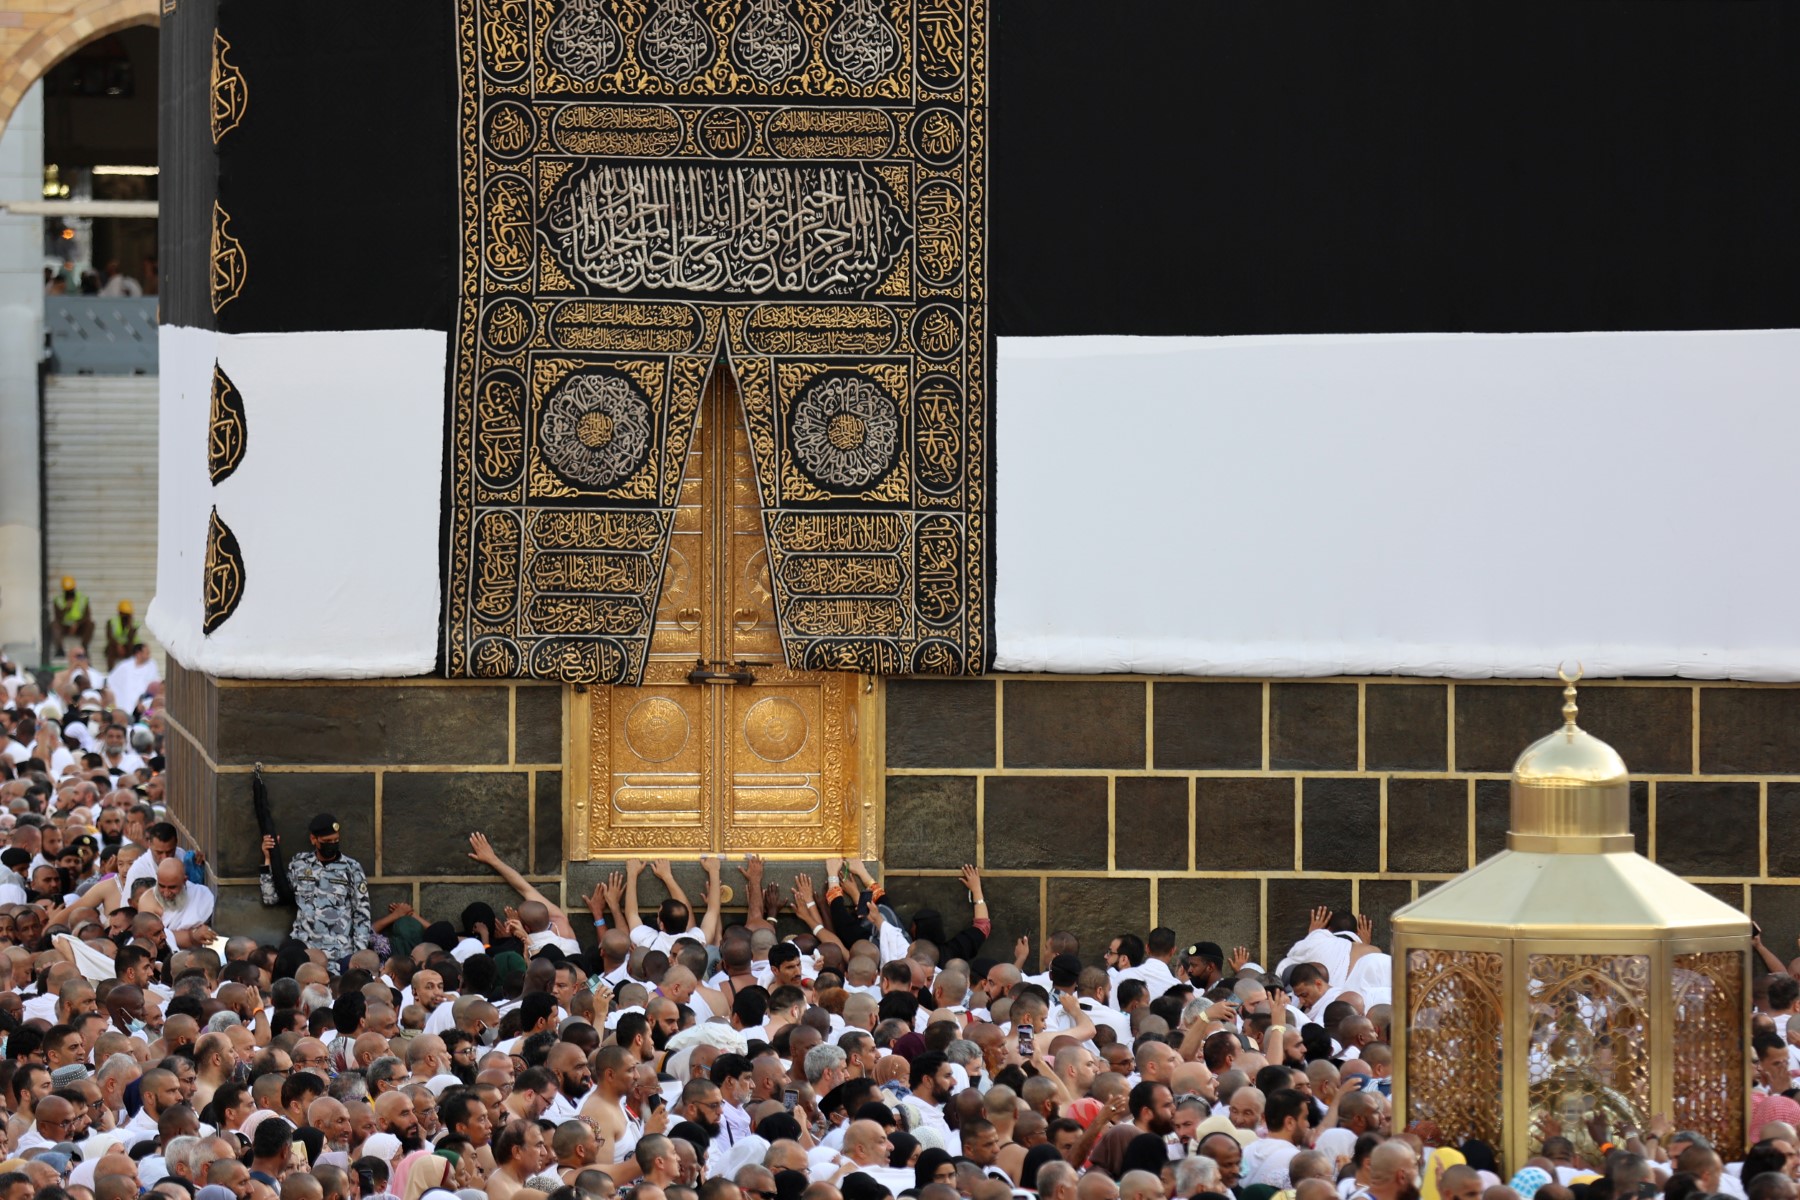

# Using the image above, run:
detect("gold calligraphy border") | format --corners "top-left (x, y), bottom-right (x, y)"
top-left (448, 0), bottom-right (988, 683)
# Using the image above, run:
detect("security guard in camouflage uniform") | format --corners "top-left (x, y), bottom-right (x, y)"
top-left (259, 812), bottom-right (372, 965)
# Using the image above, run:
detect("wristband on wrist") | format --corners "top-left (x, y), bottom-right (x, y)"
top-left (811, 924), bottom-right (825, 935)
top-left (593, 917), bottom-right (606, 927)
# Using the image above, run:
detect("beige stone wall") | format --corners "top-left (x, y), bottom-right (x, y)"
top-left (0, 0), bottom-right (158, 137)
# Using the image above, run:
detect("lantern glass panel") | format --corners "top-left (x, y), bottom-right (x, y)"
top-left (1526, 953), bottom-right (1652, 1162)
top-left (1672, 951), bottom-right (1746, 1153)
top-left (1406, 948), bottom-right (1504, 1149)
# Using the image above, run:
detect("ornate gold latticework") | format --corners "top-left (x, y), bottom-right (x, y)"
top-left (1672, 952), bottom-right (1746, 1153)
top-left (1527, 953), bottom-right (1652, 1162)
top-left (1406, 949), bottom-right (1505, 1150)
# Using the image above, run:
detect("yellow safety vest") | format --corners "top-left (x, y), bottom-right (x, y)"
top-left (56, 592), bottom-right (88, 622)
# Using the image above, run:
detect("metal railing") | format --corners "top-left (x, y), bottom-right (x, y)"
top-left (44, 295), bottom-right (158, 375)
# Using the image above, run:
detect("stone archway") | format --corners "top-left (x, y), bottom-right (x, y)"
top-left (0, 0), bottom-right (160, 137)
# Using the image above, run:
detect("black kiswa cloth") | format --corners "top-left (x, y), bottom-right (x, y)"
top-left (990, 0), bottom-right (1800, 337)
top-left (204, 0), bottom-right (456, 334)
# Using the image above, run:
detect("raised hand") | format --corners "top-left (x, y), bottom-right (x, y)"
top-left (626, 858), bottom-right (645, 876)
top-left (1357, 913), bottom-right (1375, 944)
top-left (261, 834), bottom-right (278, 865)
top-left (466, 832), bottom-right (498, 865)
top-left (763, 881), bottom-right (785, 915)
top-left (1268, 986), bottom-right (1292, 1016)
top-left (826, 856), bottom-right (844, 881)
top-left (651, 859), bottom-right (675, 881)
top-left (1014, 935), bottom-right (1031, 968)
top-left (387, 901), bottom-right (413, 918)
top-left (1228, 945), bottom-right (1250, 972)
top-left (701, 854), bottom-right (721, 877)
top-left (603, 871), bottom-right (625, 909)
top-left (740, 854), bottom-right (764, 884)
top-left (958, 863), bottom-right (983, 900)
top-left (1309, 905), bottom-right (1331, 932)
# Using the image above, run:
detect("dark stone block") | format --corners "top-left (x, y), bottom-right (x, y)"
top-left (382, 773), bottom-right (529, 875)
top-left (881, 872), bottom-right (1029, 962)
top-left (1583, 688), bottom-right (1695, 776)
top-left (1154, 683), bottom-right (1263, 771)
top-left (534, 772), bottom-right (563, 874)
top-left (563, 863), bottom-right (611, 953)
top-left (1270, 683), bottom-right (1357, 770)
top-left (420, 881), bottom-right (562, 939)
top-left (1267, 878), bottom-right (1353, 959)
top-left (1454, 684), bottom-right (1560, 772)
top-left (981, 874), bottom-right (1042, 966)
top-left (1357, 880), bottom-right (1415, 945)
top-left (1631, 781), bottom-right (1650, 857)
top-left (1386, 778), bottom-right (1468, 874)
top-left (885, 776), bottom-right (977, 869)
top-left (1655, 781), bottom-right (1759, 876)
top-left (515, 686), bottom-right (564, 765)
top-left (1475, 779), bottom-right (1509, 863)
top-left (1156, 878), bottom-right (1260, 963)
top-left (214, 883), bottom-right (297, 948)
top-left (1195, 778), bottom-right (1294, 872)
top-left (1365, 686), bottom-right (1447, 771)
top-left (1695, 881), bottom-right (1748, 912)
top-left (219, 684), bottom-right (511, 766)
top-left (1457, 684), bottom-right (1691, 774)
top-left (1302, 778), bottom-right (1381, 873)
top-left (1114, 778), bottom-right (1190, 872)
top-left (984, 777), bottom-right (1108, 870)
top-left (886, 680), bottom-right (996, 769)
top-left (213, 771), bottom-right (376, 878)
top-left (1751, 885), bottom-right (1800, 959)
top-left (1769, 785), bottom-right (1800, 878)
top-left (1003, 682), bottom-right (1144, 770)
top-left (1048, 877), bottom-right (1149, 965)
top-left (1701, 689), bottom-right (1800, 775)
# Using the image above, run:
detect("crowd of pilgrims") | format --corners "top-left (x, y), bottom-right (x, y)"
top-left (0, 750), bottom-right (1787, 1200)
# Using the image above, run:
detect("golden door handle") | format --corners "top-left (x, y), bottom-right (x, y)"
top-left (675, 607), bottom-right (701, 633)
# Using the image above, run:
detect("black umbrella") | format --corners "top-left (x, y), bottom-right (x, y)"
top-left (253, 763), bottom-right (294, 905)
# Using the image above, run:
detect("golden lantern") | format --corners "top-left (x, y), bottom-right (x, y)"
top-left (1391, 673), bottom-right (1750, 1171)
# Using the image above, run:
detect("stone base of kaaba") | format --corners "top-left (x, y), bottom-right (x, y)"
top-left (164, 663), bottom-right (1800, 961)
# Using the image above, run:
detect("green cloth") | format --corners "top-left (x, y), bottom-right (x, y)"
top-left (386, 914), bottom-right (426, 957)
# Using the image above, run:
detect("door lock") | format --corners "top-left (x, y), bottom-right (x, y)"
top-left (686, 658), bottom-right (768, 685)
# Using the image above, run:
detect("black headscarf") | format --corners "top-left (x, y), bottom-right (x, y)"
top-left (460, 902), bottom-right (497, 939)
top-left (914, 1148), bottom-right (955, 1192)
top-left (1020, 1143), bottom-right (1064, 1191)
top-left (888, 1131), bottom-right (919, 1170)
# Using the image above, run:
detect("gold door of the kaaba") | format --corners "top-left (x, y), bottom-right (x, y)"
top-left (571, 369), bottom-right (877, 858)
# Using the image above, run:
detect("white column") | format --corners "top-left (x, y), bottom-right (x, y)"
top-left (0, 83), bottom-right (44, 664)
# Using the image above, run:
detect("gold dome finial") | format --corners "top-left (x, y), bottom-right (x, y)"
top-left (1558, 662), bottom-right (1583, 731)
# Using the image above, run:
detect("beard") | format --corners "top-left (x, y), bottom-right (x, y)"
top-left (560, 1075), bottom-right (589, 1102)
top-left (1397, 1185), bottom-right (1420, 1200)
top-left (399, 1130), bottom-right (425, 1154)
top-left (695, 1116), bottom-right (721, 1139)
top-left (452, 1062), bottom-right (475, 1085)
top-left (1148, 1115), bottom-right (1175, 1136)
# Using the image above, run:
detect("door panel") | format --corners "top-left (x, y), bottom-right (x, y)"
top-left (577, 366), bottom-right (870, 858)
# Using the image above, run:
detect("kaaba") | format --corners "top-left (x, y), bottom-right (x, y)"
top-left (134, 1), bottom-right (1800, 951)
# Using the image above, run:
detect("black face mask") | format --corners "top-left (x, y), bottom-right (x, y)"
top-left (315, 843), bottom-right (342, 862)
